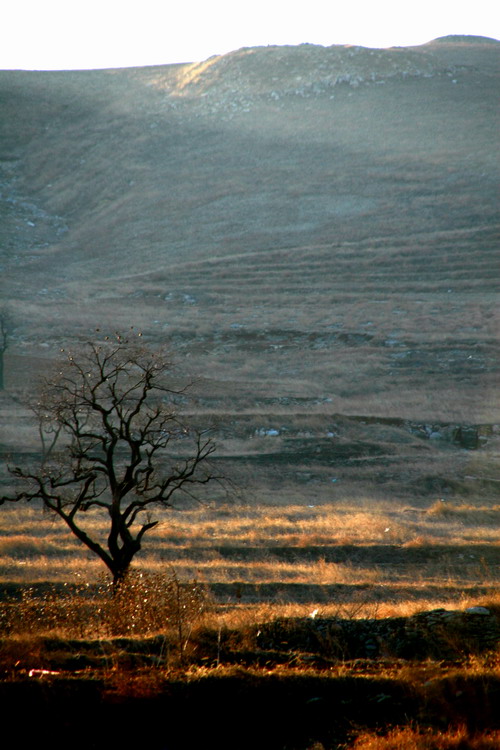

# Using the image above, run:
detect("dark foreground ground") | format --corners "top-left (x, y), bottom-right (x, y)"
top-left (2, 605), bottom-right (500, 749)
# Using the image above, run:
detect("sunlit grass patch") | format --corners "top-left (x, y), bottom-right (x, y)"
top-left (350, 726), bottom-right (500, 749)
top-left (427, 500), bottom-right (500, 524)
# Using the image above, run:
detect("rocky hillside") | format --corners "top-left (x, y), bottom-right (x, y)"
top-left (159, 43), bottom-right (455, 115)
top-left (0, 35), bottom-right (499, 439)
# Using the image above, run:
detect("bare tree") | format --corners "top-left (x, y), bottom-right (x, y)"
top-left (1, 333), bottom-right (219, 585)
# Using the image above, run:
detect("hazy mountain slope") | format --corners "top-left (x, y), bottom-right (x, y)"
top-left (1, 40), bottom-right (498, 279)
top-left (0, 38), bottom-right (499, 428)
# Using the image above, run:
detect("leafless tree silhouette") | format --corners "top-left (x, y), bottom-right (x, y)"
top-left (1, 333), bottom-right (219, 584)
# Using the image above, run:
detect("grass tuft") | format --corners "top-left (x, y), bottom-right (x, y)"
top-left (350, 726), bottom-right (500, 749)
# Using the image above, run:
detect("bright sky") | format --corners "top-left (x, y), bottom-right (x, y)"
top-left (3, 0), bottom-right (499, 70)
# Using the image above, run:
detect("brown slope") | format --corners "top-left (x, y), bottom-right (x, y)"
top-left (0, 39), bottom-right (498, 423)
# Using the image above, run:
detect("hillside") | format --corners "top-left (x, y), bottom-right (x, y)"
top-left (1, 35), bottom-right (499, 501)
top-left (2, 37), bottom-right (500, 748)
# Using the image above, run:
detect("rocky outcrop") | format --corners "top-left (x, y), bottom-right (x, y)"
top-left (253, 607), bottom-right (500, 661)
top-left (162, 43), bottom-right (459, 115)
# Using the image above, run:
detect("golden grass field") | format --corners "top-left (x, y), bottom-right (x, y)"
top-left (1, 496), bottom-right (500, 612)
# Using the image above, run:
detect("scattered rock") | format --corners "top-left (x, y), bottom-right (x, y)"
top-left (254, 607), bottom-right (500, 661)
top-left (165, 43), bottom-right (457, 115)
top-left (465, 606), bottom-right (490, 616)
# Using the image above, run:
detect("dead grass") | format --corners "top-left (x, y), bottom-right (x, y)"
top-left (427, 500), bottom-right (500, 523)
top-left (349, 726), bottom-right (500, 749)
top-left (1, 495), bottom-right (499, 613)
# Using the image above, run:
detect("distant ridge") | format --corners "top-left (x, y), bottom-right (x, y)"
top-left (159, 43), bottom-right (458, 116)
top-left (432, 34), bottom-right (500, 45)
top-left (0, 20), bottom-right (498, 464)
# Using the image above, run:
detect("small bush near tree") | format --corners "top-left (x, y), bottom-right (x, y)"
top-left (0, 570), bottom-right (211, 645)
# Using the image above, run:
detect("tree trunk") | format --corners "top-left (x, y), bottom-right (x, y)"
top-left (0, 350), bottom-right (4, 391)
top-left (112, 564), bottom-right (131, 588)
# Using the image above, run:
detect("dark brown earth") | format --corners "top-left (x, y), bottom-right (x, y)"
top-left (1, 605), bottom-right (500, 749)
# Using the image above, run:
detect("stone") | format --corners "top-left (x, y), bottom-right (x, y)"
top-left (465, 606), bottom-right (491, 616)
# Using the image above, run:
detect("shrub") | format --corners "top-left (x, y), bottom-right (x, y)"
top-left (0, 569), bottom-right (212, 651)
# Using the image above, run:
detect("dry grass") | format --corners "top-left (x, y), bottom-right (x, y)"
top-left (427, 500), bottom-right (500, 523)
top-left (349, 726), bottom-right (500, 749)
top-left (1, 497), bottom-right (499, 557)
top-left (1, 493), bottom-right (499, 619)
top-left (0, 570), bottom-right (211, 644)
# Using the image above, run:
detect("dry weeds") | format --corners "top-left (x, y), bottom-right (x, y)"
top-left (349, 726), bottom-right (500, 749)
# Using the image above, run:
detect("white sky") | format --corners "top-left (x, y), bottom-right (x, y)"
top-left (2, 0), bottom-right (499, 70)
